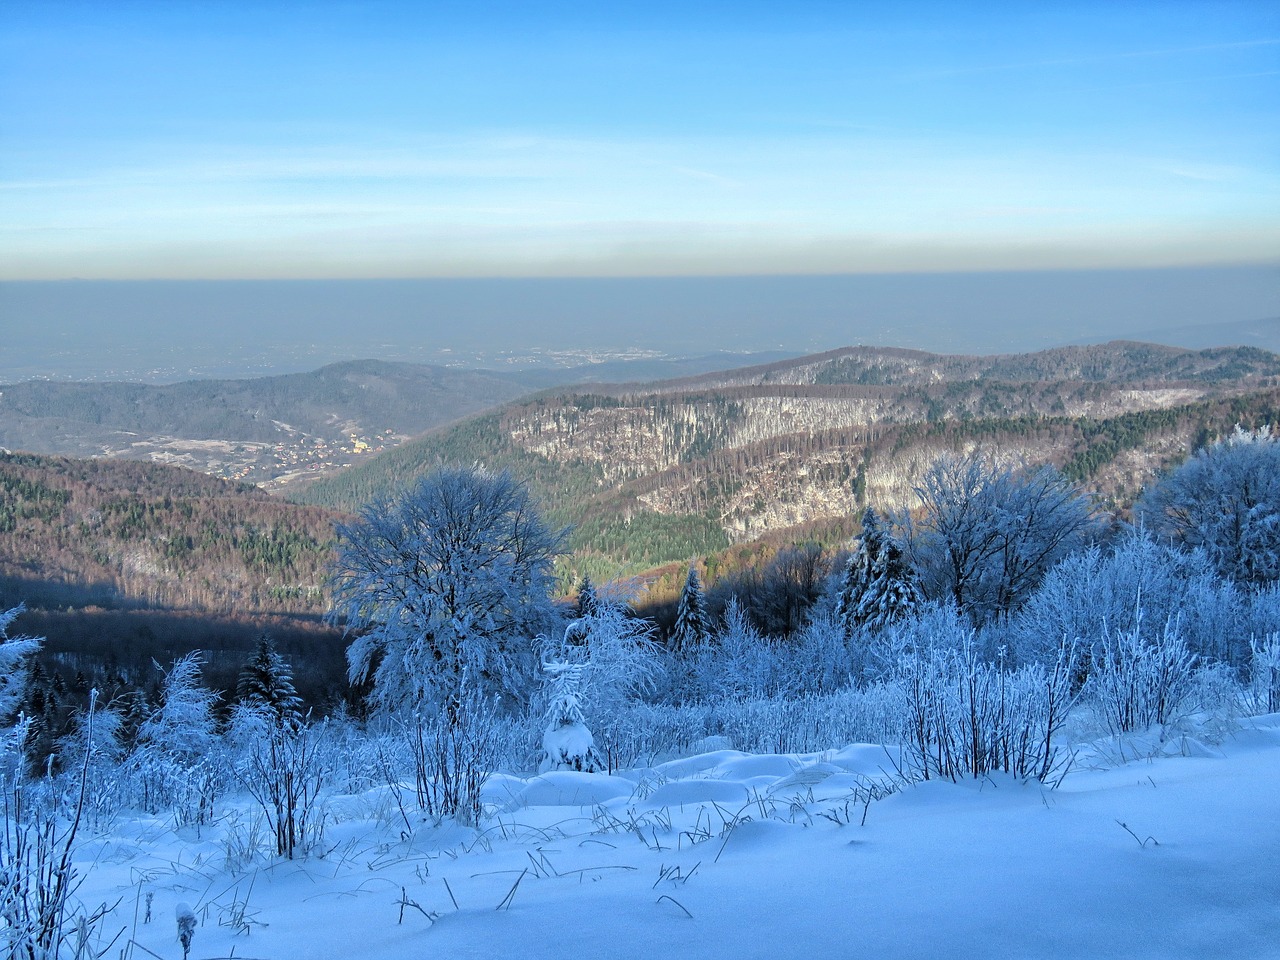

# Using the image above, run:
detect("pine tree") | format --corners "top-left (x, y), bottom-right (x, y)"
top-left (538, 661), bottom-right (604, 773)
top-left (575, 575), bottom-right (600, 619)
top-left (236, 634), bottom-right (303, 727)
top-left (669, 565), bottom-right (711, 655)
top-left (835, 506), bottom-right (923, 636)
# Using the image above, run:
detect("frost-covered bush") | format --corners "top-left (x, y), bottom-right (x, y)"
top-left (1246, 634), bottom-right (1280, 714)
top-left (788, 615), bottom-right (854, 695)
top-left (55, 700), bottom-right (124, 827)
top-left (857, 601), bottom-right (975, 682)
top-left (227, 705), bottom-right (331, 859)
top-left (1137, 425), bottom-right (1280, 587)
top-left (125, 652), bottom-right (223, 822)
top-left (402, 696), bottom-right (499, 827)
top-left (0, 605), bottom-right (41, 727)
top-left (583, 684), bottom-right (908, 767)
top-left (1013, 534), bottom-right (1245, 667)
top-left (537, 603), bottom-right (663, 766)
top-left (2, 697), bottom-right (117, 960)
top-left (893, 634), bottom-right (1078, 782)
top-left (1086, 613), bottom-right (1197, 736)
top-left (902, 452), bottom-right (1097, 623)
top-left (688, 599), bottom-right (782, 702)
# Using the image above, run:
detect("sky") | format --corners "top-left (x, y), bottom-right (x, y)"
top-left (3, 0), bottom-right (1279, 281)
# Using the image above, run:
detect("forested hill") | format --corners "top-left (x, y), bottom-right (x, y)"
top-left (0, 452), bottom-right (341, 615)
top-left (635, 341), bottom-right (1280, 391)
top-left (290, 341), bottom-right (1280, 583)
top-left (0, 359), bottom-right (533, 484)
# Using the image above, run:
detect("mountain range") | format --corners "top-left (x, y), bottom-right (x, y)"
top-left (6, 338), bottom-right (1280, 698)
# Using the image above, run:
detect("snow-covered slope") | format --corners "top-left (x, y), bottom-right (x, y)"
top-left (76, 717), bottom-right (1280, 960)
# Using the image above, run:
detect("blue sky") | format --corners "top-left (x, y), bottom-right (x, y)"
top-left (3, 1), bottom-right (1278, 280)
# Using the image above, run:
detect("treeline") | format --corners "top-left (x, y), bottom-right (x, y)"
top-left (811, 341), bottom-right (1280, 387)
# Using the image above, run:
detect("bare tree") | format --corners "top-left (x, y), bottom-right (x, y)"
top-left (903, 452), bottom-right (1098, 623)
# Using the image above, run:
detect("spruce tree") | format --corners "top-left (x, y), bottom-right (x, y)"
top-left (835, 506), bottom-right (923, 636)
top-left (575, 574), bottom-right (600, 619)
top-left (669, 565), bottom-right (711, 655)
top-left (236, 635), bottom-right (303, 726)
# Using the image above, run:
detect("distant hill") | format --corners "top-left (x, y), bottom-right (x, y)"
top-left (0, 452), bottom-right (352, 703)
top-left (1084, 316), bottom-right (1280, 354)
top-left (0, 352), bottom-right (803, 488)
top-left (0, 451), bottom-right (341, 615)
top-left (290, 341), bottom-right (1280, 583)
top-left (0, 359), bottom-right (534, 485)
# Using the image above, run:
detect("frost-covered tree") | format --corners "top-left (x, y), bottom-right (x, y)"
top-left (668, 565), bottom-right (711, 655)
top-left (130, 652), bottom-right (221, 819)
top-left (691, 598), bottom-right (779, 701)
top-left (236, 634), bottom-right (303, 727)
top-left (137, 652), bottom-right (219, 761)
top-left (538, 662), bottom-right (604, 773)
top-left (903, 452), bottom-right (1097, 623)
top-left (1137, 425), bottom-right (1280, 587)
top-left (834, 506), bottom-right (923, 636)
top-left (0, 605), bottom-right (41, 728)
top-left (331, 466), bottom-right (565, 717)
top-left (544, 602), bottom-right (661, 724)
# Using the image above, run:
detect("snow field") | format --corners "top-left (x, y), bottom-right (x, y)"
top-left (73, 717), bottom-right (1280, 960)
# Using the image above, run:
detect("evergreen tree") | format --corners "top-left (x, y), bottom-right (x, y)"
top-left (236, 634), bottom-right (303, 727)
top-left (118, 687), bottom-right (152, 747)
top-left (538, 661), bottom-right (604, 774)
top-left (669, 564), bottom-right (712, 655)
top-left (575, 574), bottom-right (600, 619)
top-left (835, 507), bottom-right (923, 636)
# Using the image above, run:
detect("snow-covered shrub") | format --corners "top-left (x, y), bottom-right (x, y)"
top-left (788, 614), bottom-right (854, 695)
top-left (894, 635), bottom-right (1078, 782)
top-left (404, 696), bottom-right (499, 827)
top-left (1086, 613), bottom-right (1197, 736)
top-left (55, 700), bottom-right (124, 827)
top-left (695, 598), bottom-right (781, 702)
top-left (0, 607), bottom-right (41, 729)
top-left (2, 695), bottom-right (117, 960)
top-left (539, 603), bottom-right (662, 766)
top-left (227, 705), bottom-right (330, 859)
top-left (858, 601), bottom-right (973, 682)
top-left (1014, 534), bottom-right (1247, 667)
top-left (1246, 634), bottom-right (1280, 714)
top-left (125, 652), bottom-right (223, 822)
top-left (902, 453), bottom-right (1097, 623)
top-left (1137, 424), bottom-right (1280, 587)
top-left (538, 662), bottom-right (603, 773)
top-left (711, 685), bottom-right (908, 756)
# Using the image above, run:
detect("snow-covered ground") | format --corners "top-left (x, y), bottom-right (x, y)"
top-left (79, 716), bottom-right (1280, 960)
